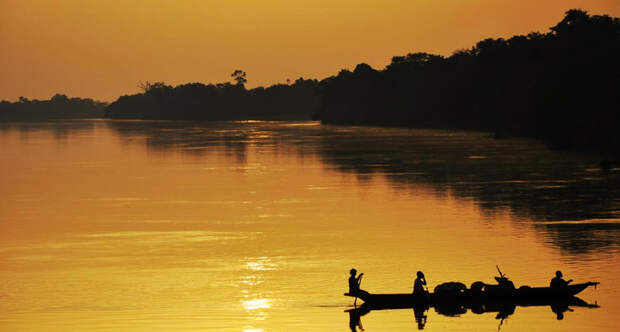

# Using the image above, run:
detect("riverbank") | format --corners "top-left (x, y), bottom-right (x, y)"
top-left (314, 10), bottom-right (619, 159)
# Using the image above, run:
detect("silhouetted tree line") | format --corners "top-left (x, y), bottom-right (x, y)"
top-left (0, 94), bottom-right (107, 121)
top-left (9, 10), bottom-right (616, 156)
top-left (105, 76), bottom-right (321, 121)
top-left (314, 10), bottom-right (620, 157)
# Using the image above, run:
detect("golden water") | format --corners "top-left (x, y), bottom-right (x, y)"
top-left (0, 120), bottom-right (618, 331)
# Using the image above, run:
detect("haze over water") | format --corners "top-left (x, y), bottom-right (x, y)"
top-left (0, 120), bottom-right (619, 331)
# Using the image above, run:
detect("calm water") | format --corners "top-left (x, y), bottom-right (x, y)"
top-left (0, 120), bottom-right (619, 332)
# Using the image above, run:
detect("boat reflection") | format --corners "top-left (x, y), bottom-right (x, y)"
top-left (346, 297), bottom-right (599, 330)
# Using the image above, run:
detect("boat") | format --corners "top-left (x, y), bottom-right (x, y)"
top-left (344, 281), bottom-right (599, 307)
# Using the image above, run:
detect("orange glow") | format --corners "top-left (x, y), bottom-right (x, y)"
top-left (1, 121), bottom-right (618, 331)
top-left (1, 0), bottom-right (619, 101)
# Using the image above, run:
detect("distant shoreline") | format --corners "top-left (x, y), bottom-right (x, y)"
top-left (2, 9), bottom-right (618, 160)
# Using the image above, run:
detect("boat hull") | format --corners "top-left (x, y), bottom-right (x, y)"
top-left (345, 282), bottom-right (599, 307)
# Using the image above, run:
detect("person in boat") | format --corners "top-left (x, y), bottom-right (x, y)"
top-left (550, 270), bottom-right (573, 288)
top-left (412, 271), bottom-right (428, 296)
top-left (348, 269), bottom-right (364, 295)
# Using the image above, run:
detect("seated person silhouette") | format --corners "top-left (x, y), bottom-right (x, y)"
top-left (348, 269), bottom-right (369, 297)
top-left (550, 270), bottom-right (573, 288)
top-left (412, 271), bottom-right (428, 297)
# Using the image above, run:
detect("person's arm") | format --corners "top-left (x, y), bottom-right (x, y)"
top-left (357, 273), bottom-right (364, 282)
top-left (567, 279), bottom-right (573, 284)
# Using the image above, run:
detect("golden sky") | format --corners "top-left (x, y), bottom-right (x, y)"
top-left (1, 0), bottom-right (619, 102)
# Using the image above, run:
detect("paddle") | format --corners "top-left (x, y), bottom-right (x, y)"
top-left (424, 277), bottom-right (430, 304)
top-left (497, 317), bottom-right (505, 332)
top-left (496, 265), bottom-right (505, 279)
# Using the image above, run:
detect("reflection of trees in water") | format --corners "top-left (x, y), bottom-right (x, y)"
top-left (315, 127), bottom-right (620, 254)
top-left (0, 120), bottom-right (96, 141)
top-left (106, 121), bottom-right (250, 163)
top-left (535, 223), bottom-right (620, 254)
top-left (105, 120), bottom-right (324, 163)
top-left (29, 120), bottom-right (619, 254)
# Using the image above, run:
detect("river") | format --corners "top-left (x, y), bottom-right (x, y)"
top-left (0, 120), bottom-right (618, 331)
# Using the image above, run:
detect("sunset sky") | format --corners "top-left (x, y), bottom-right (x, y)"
top-left (1, 0), bottom-right (619, 102)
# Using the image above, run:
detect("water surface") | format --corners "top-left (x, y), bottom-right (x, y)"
top-left (0, 120), bottom-right (619, 331)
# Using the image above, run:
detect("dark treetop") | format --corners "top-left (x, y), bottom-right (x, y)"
top-left (0, 94), bottom-right (106, 121)
top-left (103, 10), bottom-right (619, 158)
top-left (7, 10), bottom-right (617, 158)
top-left (314, 9), bottom-right (620, 158)
top-left (104, 78), bottom-right (321, 121)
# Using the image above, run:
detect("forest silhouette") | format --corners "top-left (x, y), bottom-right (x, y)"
top-left (315, 9), bottom-right (620, 157)
top-left (105, 77), bottom-right (321, 121)
top-left (102, 9), bottom-right (619, 157)
top-left (1, 10), bottom-right (618, 157)
top-left (0, 94), bottom-right (106, 121)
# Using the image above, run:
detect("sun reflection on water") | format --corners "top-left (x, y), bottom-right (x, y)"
top-left (242, 298), bottom-right (271, 311)
top-left (243, 257), bottom-right (277, 271)
top-left (240, 257), bottom-right (275, 324)
top-left (242, 298), bottom-right (270, 321)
